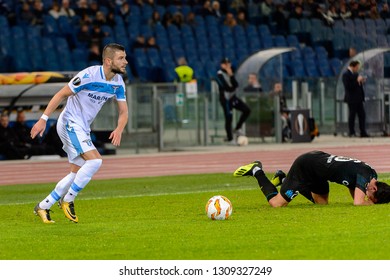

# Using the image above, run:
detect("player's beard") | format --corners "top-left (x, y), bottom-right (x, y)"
top-left (112, 64), bottom-right (126, 74)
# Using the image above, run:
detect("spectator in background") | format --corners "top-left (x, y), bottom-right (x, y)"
top-left (88, 43), bottom-right (102, 64)
top-left (94, 11), bottom-right (107, 26)
top-left (13, 110), bottom-right (39, 146)
top-left (211, 1), bottom-right (222, 19)
top-left (14, 110), bottom-right (50, 155)
top-left (172, 11), bottom-right (185, 29)
top-left (244, 73), bottom-right (262, 92)
top-left (269, 82), bottom-right (291, 142)
top-left (200, 0), bottom-right (214, 16)
top-left (236, 10), bottom-right (248, 27)
top-left (0, 113), bottom-right (29, 160)
top-left (289, 5), bottom-right (304, 19)
top-left (229, 0), bottom-right (246, 14)
top-left (59, 0), bottom-right (75, 18)
top-left (380, 4), bottom-right (390, 20)
top-left (261, 0), bottom-right (274, 25)
top-left (19, 1), bottom-right (34, 26)
top-left (89, 1), bottom-right (100, 17)
top-left (145, 0), bottom-right (155, 7)
top-left (342, 60), bottom-right (369, 138)
top-left (48, 1), bottom-right (61, 19)
top-left (31, 0), bottom-right (44, 25)
top-left (162, 11), bottom-right (173, 27)
top-left (358, 0), bottom-right (371, 17)
top-left (223, 12), bottom-right (237, 27)
top-left (186, 11), bottom-right (197, 27)
top-left (77, 23), bottom-right (92, 46)
top-left (174, 57), bottom-right (194, 83)
top-left (339, 2), bottom-right (352, 20)
top-left (106, 11), bottom-right (116, 27)
top-left (148, 10), bottom-right (162, 27)
top-left (90, 24), bottom-right (107, 47)
top-left (273, 4), bottom-right (288, 35)
top-left (145, 36), bottom-right (159, 50)
top-left (0, 0), bottom-right (16, 25)
top-left (75, 0), bottom-right (90, 18)
top-left (132, 35), bottom-right (146, 50)
top-left (120, 2), bottom-right (131, 23)
top-left (134, 0), bottom-right (145, 8)
top-left (368, 5), bottom-right (380, 19)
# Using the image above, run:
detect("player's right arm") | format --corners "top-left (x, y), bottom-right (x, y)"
top-left (30, 85), bottom-right (74, 139)
top-left (353, 187), bottom-right (375, 205)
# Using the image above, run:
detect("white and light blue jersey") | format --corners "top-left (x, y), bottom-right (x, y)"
top-left (59, 65), bottom-right (126, 132)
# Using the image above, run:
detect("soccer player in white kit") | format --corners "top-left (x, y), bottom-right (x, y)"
top-left (31, 43), bottom-right (128, 223)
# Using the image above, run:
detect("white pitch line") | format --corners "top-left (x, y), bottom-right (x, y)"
top-left (0, 186), bottom-right (255, 206)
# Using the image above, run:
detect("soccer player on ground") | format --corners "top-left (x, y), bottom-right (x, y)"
top-left (233, 150), bottom-right (390, 207)
top-left (31, 43), bottom-right (128, 223)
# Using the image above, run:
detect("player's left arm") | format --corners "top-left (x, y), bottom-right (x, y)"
top-left (109, 100), bottom-right (128, 146)
top-left (353, 187), bottom-right (375, 205)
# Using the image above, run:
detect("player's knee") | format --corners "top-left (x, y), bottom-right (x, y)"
top-left (84, 158), bottom-right (103, 176)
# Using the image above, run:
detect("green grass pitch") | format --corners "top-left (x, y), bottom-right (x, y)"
top-left (1, 172), bottom-right (390, 260)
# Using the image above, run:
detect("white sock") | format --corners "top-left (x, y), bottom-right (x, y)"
top-left (39, 172), bottom-right (77, 209)
top-left (252, 166), bottom-right (261, 176)
top-left (64, 159), bottom-right (102, 202)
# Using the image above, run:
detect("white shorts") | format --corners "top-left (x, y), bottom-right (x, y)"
top-left (57, 119), bottom-right (96, 166)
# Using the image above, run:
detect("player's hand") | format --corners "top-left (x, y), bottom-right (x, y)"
top-left (30, 119), bottom-right (46, 139)
top-left (109, 129), bottom-right (122, 146)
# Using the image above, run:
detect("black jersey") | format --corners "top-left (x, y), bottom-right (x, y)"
top-left (280, 151), bottom-right (377, 202)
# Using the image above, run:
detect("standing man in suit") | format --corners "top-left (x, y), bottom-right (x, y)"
top-left (342, 60), bottom-right (369, 137)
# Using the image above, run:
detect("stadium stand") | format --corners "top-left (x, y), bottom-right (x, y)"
top-left (0, 1), bottom-right (389, 83)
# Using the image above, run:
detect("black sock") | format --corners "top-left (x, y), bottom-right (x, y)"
top-left (254, 170), bottom-right (278, 201)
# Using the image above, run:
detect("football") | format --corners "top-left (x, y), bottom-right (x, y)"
top-left (237, 135), bottom-right (249, 146)
top-left (205, 195), bottom-right (233, 220)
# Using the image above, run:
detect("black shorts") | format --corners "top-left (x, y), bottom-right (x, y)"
top-left (279, 151), bottom-right (330, 202)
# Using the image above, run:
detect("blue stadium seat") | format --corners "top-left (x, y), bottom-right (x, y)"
top-left (141, 5), bottom-right (154, 24)
top-left (288, 18), bottom-right (301, 36)
top-left (344, 19), bottom-right (355, 31)
top-left (273, 35), bottom-right (287, 47)
top-left (246, 24), bottom-right (258, 39)
top-left (72, 48), bottom-right (88, 70)
top-left (304, 59), bottom-right (320, 77)
top-left (189, 60), bottom-right (206, 80)
top-left (43, 15), bottom-right (60, 37)
top-left (318, 58), bottom-right (334, 77)
top-left (377, 35), bottom-right (388, 47)
top-left (258, 24), bottom-right (271, 38)
top-left (133, 48), bottom-right (150, 81)
top-left (302, 46), bottom-right (316, 61)
top-left (58, 15), bottom-right (74, 35)
top-left (286, 34), bottom-right (300, 49)
top-left (0, 15), bottom-right (8, 28)
top-left (155, 5), bottom-right (166, 17)
top-left (261, 34), bottom-right (274, 49)
top-left (197, 46), bottom-right (210, 64)
top-left (329, 57), bottom-right (342, 76)
top-left (159, 47), bottom-right (174, 65)
top-left (181, 5), bottom-right (192, 17)
top-left (315, 46), bottom-right (328, 60)
top-left (375, 18), bottom-right (387, 35)
top-left (291, 60), bottom-right (306, 78)
top-left (248, 37), bottom-right (262, 53)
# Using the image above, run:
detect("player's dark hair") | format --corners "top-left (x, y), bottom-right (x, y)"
top-left (374, 181), bottom-right (390, 204)
top-left (102, 43), bottom-right (125, 60)
top-left (349, 60), bottom-right (360, 67)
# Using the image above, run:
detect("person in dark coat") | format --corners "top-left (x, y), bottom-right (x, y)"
top-left (342, 60), bottom-right (369, 137)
